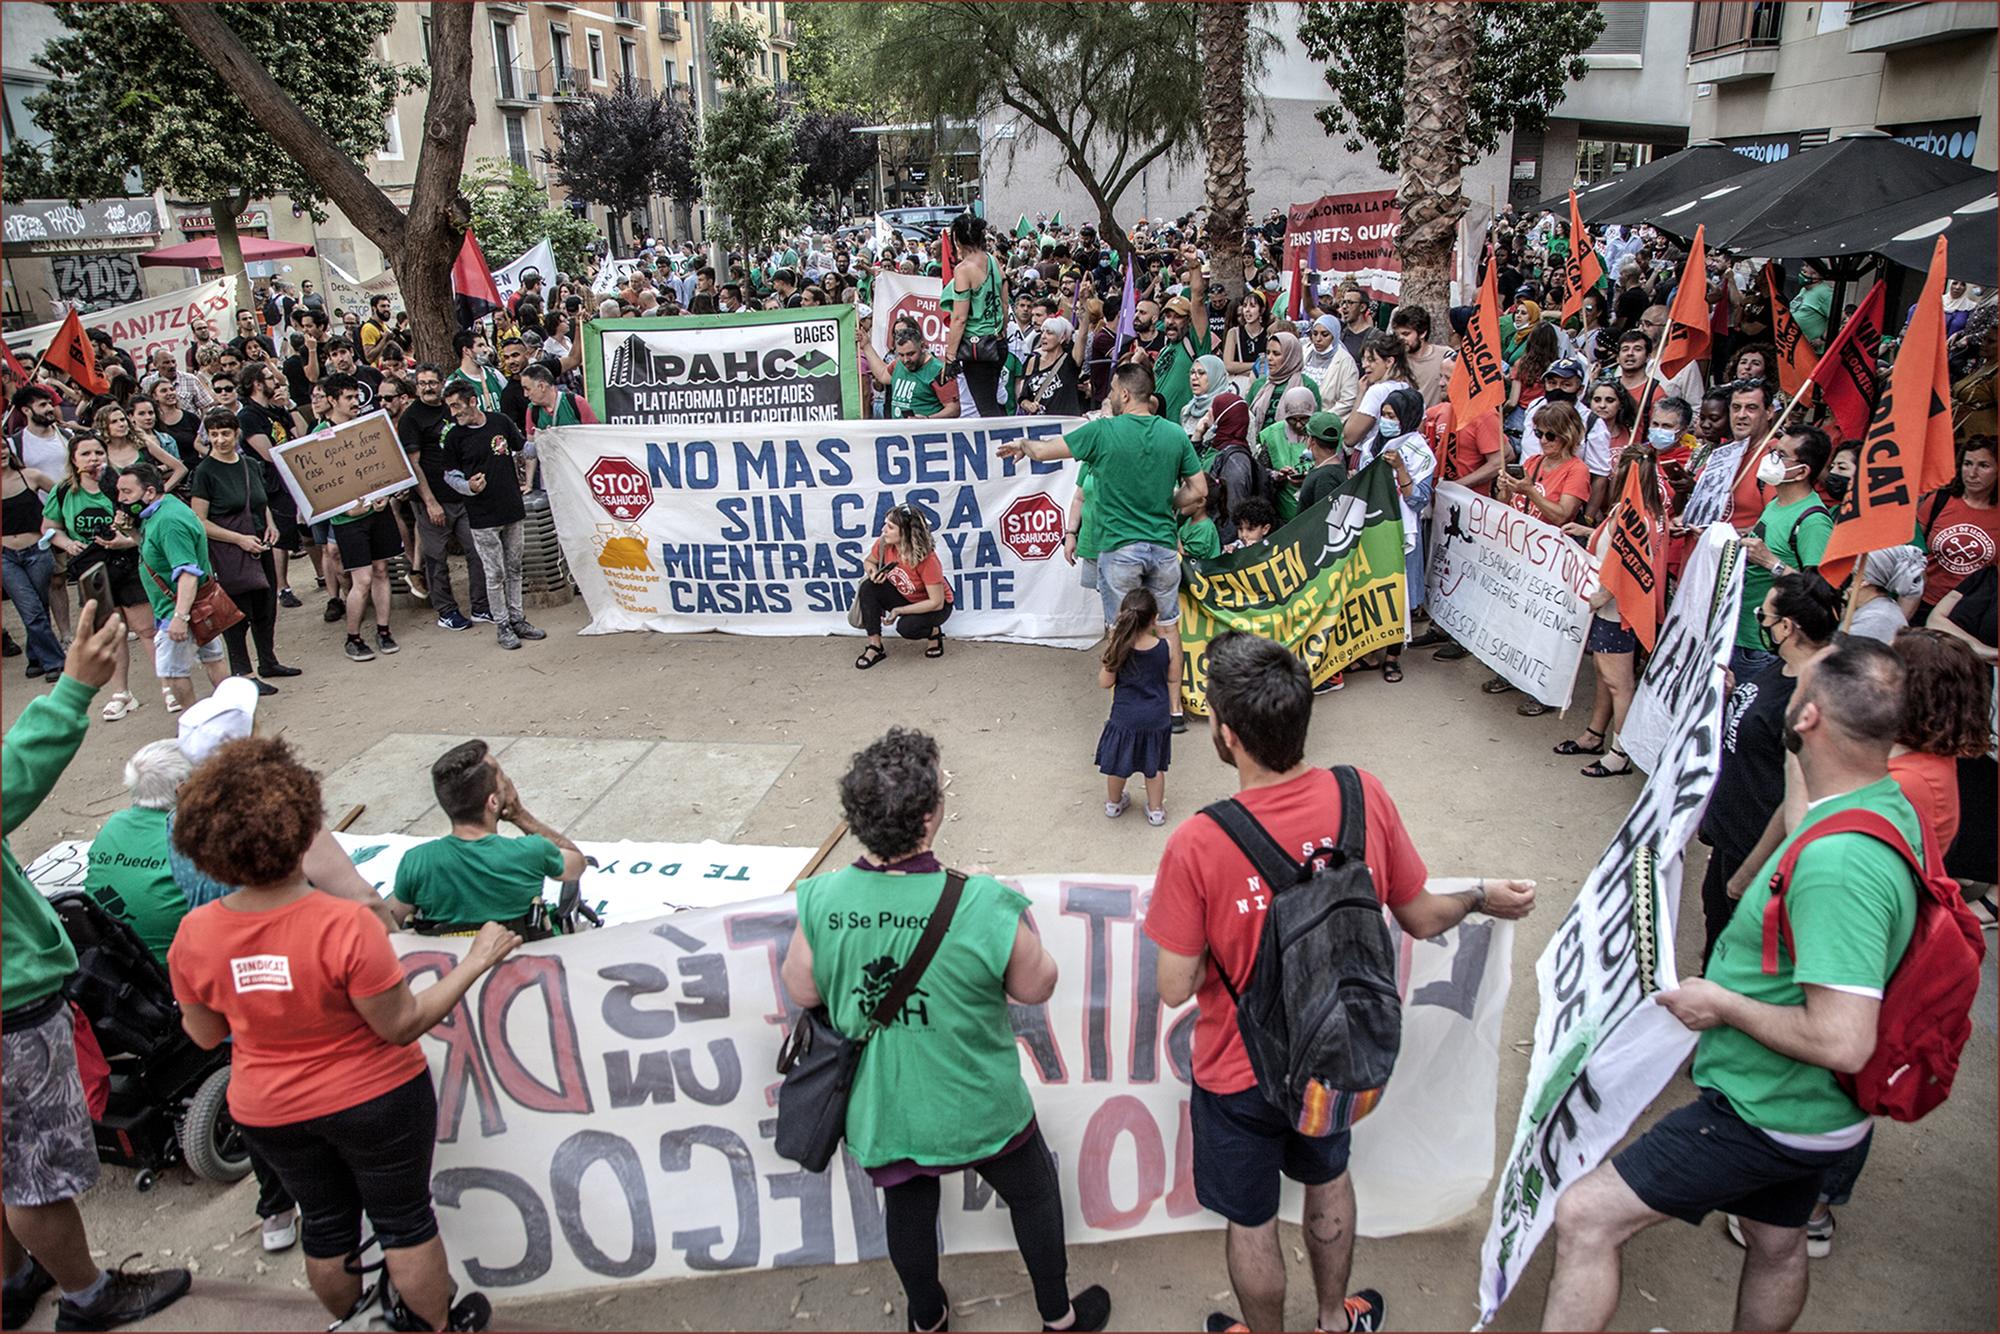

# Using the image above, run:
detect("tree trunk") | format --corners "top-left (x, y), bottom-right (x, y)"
top-left (1394, 1), bottom-right (1476, 319)
top-left (163, 2), bottom-right (475, 365)
top-left (1199, 2), bottom-right (1249, 302)
top-left (210, 191), bottom-right (251, 316)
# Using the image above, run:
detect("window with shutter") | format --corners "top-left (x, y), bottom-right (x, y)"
top-left (1589, 3), bottom-right (1649, 56)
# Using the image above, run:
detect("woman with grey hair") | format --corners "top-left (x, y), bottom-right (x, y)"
top-left (1845, 546), bottom-right (1928, 644)
top-left (83, 740), bottom-right (193, 966)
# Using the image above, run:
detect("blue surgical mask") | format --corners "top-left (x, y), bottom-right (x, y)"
top-left (1377, 415), bottom-right (1400, 438)
top-left (1647, 426), bottom-right (1676, 447)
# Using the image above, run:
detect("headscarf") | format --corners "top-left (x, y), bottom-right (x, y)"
top-left (1860, 545), bottom-right (1927, 599)
top-left (1278, 385), bottom-right (1319, 441)
top-left (1303, 315), bottom-right (1344, 375)
top-left (1181, 354), bottom-right (1229, 437)
top-left (1250, 332), bottom-right (1306, 434)
top-left (1516, 299), bottom-right (1542, 330)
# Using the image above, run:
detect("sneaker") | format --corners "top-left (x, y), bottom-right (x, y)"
top-left (437, 611), bottom-right (473, 631)
top-left (1170, 714), bottom-right (1188, 734)
top-left (4, 1258), bottom-right (55, 1328)
top-left (1726, 1211), bottom-right (1834, 1259)
top-left (52, 1262), bottom-right (192, 1331)
top-left (261, 1208), bottom-right (298, 1253)
top-left (468, 608), bottom-right (498, 625)
top-left (161, 687), bottom-right (183, 714)
top-left (344, 635), bottom-right (376, 663)
top-left (323, 597), bottom-right (345, 623)
top-left (510, 619), bottom-right (546, 641)
top-left (496, 625), bottom-right (522, 651)
top-left (1104, 795), bottom-right (1130, 819)
top-left (278, 588), bottom-right (303, 609)
top-left (1145, 806), bottom-right (1167, 827)
top-left (406, 569), bottom-right (429, 600)
top-left (1434, 642), bottom-right (1470, 661)
top-left (1409, 626), bottom-right (1451, 648)
top-left (1204, 1315), bottom-right (1247, 1334)
top-left (1048, 1285), bottom-right (1110, 1333)
top-left (1314, 672), bottom-right (1345, 695)
top-left (374, 627), bottom-right (400, 655)
top-left (1335, 1290), bottom-right (1385, 1333)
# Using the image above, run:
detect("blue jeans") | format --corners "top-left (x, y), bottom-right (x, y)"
top-left (1, 544), bottom-right (62, 672)
top-left (1097, 541), bottom-right (1181, 627)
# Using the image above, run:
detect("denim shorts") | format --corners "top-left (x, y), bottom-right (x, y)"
top-left (1078, 555), bottom-right (1099, 592)
top-left (154, 623), bottom-right (225, 678)
top-left (1098, 541), bottom-right (1181, 626)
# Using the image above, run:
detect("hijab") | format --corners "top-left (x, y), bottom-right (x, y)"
top-left (1303, 315), bottom-right (1344, 375)
top-left (1250, 332), bottom-right (1306, 433)
top-left (1278, 385), bottom-right (1319, 442)
top-left (1182, 354), bottom-right (1229, 437)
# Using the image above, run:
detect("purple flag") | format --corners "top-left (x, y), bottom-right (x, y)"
top-left (1112, 253), bottom-right (1137, 371)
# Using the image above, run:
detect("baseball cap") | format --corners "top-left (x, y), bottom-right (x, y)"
top-left (178, 676), bottom-right (261, 765)
top-left (1545, 357), bottom-right (1586, 382)
top-left (1306, 410), bottom-right (1344, 444)
top-left (1162, 295), bottom-right (1193, 318)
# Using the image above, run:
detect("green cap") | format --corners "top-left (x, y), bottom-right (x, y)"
top-left (1307, 410), bottom-right (1344, 444)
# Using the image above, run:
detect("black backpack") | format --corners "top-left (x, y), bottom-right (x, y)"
top-left (1209, 442), bottom-right (1276, 517)
top-left (48, 891), bottom-right (180, 1061)
top-left (1200, 766), bottom-right (1401, 1136)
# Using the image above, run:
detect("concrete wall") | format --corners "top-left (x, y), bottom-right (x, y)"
top-left (1556, 2), bottom-right (1697, 128)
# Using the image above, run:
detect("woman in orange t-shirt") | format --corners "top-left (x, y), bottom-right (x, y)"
top-left (168, 738), bottom-right (519, 1332)
top-left (1497, 401), bottom-right (1591, 527)
top-left (1887, 627), bottom-right (1994, 858)
top-left (854, 503), bottom-right (955, 668)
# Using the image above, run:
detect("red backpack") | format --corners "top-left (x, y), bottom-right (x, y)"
top-left (1762, 809), bottom-right (1985, 1122)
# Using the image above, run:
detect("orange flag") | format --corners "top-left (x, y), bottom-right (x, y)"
top-left (1656, 225), bottom-right (1711, 378)
top-left (41, 308), bottom-right (107, 397)
top-left (1762, 262), bottom-right (1818, 401)
top-left (1601, 457), bottom-right (1667, 651)
top-left (1820, 235), bottom-right (1954, 587)
top-left (1559, 191), bottom-right (1603, 322)
top-left (1448, 259), bottom-right (1507, 423)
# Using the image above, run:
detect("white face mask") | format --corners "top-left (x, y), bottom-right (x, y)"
top-left (1756, 452), bottom-right (1791, 487)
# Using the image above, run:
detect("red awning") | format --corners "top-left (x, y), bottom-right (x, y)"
top-left (138, 236), bottom-right (317, 269)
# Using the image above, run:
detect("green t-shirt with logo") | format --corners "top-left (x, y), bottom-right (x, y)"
top-left (1152, 328), bottom-right (1213, 423)
top-left (136, 496), bottom-right (214, 623)
top-left (85, 806), bottom-right (185, 966)
top-left (43, 484), bottom-right (117, 546)
top-left (1256, 421), bottom-right (1310, 523)
top-left (797, 866), bottom-right (1035, 1168)
top-left (1065, 414), bottom-right (1202, 554)
top-left (888, 357), bottom-right (952, 419)
top-left (390, 833), bottom-right (564, 927)
top-left (1694, 776), bottom-right (1920, 1136)
top-left (1737, 492), bottom-right (1834, 650)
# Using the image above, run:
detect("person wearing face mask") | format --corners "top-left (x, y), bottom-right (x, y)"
top-left (1352, 386), bottom-right (1435, 686)
top-left (1734, 427), bottom-right (1834, 683)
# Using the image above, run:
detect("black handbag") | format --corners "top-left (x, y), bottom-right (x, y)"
top-left (774, 869), bottom-right (966, 1172)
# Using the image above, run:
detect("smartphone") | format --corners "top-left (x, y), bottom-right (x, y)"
top-left (78, 563), bottom-right (116, 634)
top-left (1504, 463), bottom-right (1527, 479)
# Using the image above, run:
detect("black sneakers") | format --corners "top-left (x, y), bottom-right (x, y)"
top-left (3, 1257), bottom-right (54, 1328)
top-left (511, 620), bottom-right (546, 641)
top-left (51, 1262), bottom-right (191, 1331)
top-left (1048, 1285), bottom-right (1111, 1332)
top-left (345, 635), bottom-right (376, 663)
top-left (375, 626), bottom-right (400, 655)
top-left (323, 596), bottom-right (345, 623)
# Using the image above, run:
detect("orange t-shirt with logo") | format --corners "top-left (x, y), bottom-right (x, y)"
top-left (1514, 454), bottom-right (1591, 518)
top-left (871, 539), bottom-right (955, 603)
top-left (168, 892), bottom-right (426, 1127)
top-left (1424, 401), bottom-right (1504, 486)
top-left (1920, 493), bottom-right (2000, 605)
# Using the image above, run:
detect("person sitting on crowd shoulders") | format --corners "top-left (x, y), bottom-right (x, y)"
top-left (168, 737), bottom-right (516, 1333)
top-left (781, 728), bottom-right (1113, 1334)
top-left (853, 504), bottom-right (955, 668)
top-left (1146, 632), bottom-right (1535, 1334)
top-left (113, 461), bottom-right (229, 714)
top-left (389, 739), bottom-right (585, 934)
top-left (1733, 425), bottom-right (1834, 683)
top-left (1544, 639), bottom-right (1924, 1334)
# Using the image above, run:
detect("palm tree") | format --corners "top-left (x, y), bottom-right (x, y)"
top-left (1199, 1), bottom-right (1250, 302)
top-left (1395, 1), bottom-right (1476, 317)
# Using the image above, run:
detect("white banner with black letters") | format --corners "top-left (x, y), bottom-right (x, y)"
top-left (1620, 526), bottom-right (1743, 774)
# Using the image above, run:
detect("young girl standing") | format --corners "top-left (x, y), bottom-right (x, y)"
top-left (1095, 588), bottom-right (1173, 826)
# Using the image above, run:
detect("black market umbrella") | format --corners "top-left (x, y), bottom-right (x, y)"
top-left (1638, 133), bottom-right (1983, 254)
top-left (1541, 144), bottom-right (1765, 225)
top-left (1754, 174), bottom-right (1998, 289)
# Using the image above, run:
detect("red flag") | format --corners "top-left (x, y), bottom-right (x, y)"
top-left (1559, 192), bottom-right (1603, 323)
top-left (938, 227), bottom-right (957, 282)
top-left (1656, 225), bottom-right (1711, 378)
top-left (1821, 236), bottom-right (1954, 587)
top-left (1601, 458), bottom-right (1667, 652)
top-left (1762, 262), bottom-right (1819, 402)
top-left (1448, 260), bottom-right (1508, 423)
top-left (451, 230), bottom-right (503, 329)
top-left (1806, 282), bottom-right (1887, 443)
top-left (42, 308), bottom-right (108, 396)
top-left (0, 339), bottom-right (28, 386)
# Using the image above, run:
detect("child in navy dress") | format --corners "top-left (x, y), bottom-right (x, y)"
top-left (1095, 588), bottom-right (1173, 826)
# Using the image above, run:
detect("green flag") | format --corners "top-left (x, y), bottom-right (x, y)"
top-left (1015, 214), bottom-right (1035, 240)
top-left (1052, 211), bottom-right (1063, 228)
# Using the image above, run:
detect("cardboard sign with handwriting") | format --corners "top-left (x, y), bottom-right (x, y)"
top-left (271, 410), bottom-right (416, 523)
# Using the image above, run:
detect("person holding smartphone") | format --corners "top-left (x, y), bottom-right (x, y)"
top-left (42, 432), bottom-right (154, 719)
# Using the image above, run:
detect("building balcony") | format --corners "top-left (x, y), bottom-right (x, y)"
top-left (615, 74), bottom-right (654, 98)
top-left (770, 18), bottom-right (797, 47)
top-left (611, 1), bottom-right (643, 27)
top-left (494, 62), bottom-right (539, 104)
top-left (545, 61), bottom-right (587, 100)
top-left (657, 3), bottom-right (682, 41)
top-left (1687, 1), bottom-right (1781, 82)
top-left (486, 0), bottom-right (527, 13)
top-left (1847, 1), bottom-right (1995, 51)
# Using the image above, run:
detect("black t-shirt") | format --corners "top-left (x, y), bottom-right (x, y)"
top-left (499, 375), bottom-right (530, 436)
top-left (396, 399), bottom-right (454, 499)
top-left (235, 399), bottom-right (290, 450)
top-left (351, 366), bottom-right (384, 413)
top-left (156, 408), bottom-right (199, 458)
top-left (446, 413), bottom-right (527, 529)
top-left (1947, 565), bottom-right (1998, 648)
top-left (1613, 285), bottom-right (1652, 335)
top-left (283, 347), bottom-right (319, 407)
top-left (1205, 304), bottom-right (1232, 348)
top-left (190, 452), bottom-right (267, 517)
top-left (1698, 663), bottom-right (1798, 867)
top-left (1017, 353), bottom-right (1080, 417)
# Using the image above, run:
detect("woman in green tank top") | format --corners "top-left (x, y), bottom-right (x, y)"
top-left (939, 213), bottom-right (1013, 419)
top-left (781, 729), bottom-right (1112, 1334)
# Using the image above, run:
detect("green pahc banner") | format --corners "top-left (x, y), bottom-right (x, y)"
top-left (584, 305), bottom-right (860, 426)
top-left (1178, 460), bottom-right (1407, 714)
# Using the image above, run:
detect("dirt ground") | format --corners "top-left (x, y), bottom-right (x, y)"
top-left (4, 586), bottom-right (1994, 1332)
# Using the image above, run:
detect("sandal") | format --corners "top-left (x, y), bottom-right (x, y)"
top-left (1381, 658), bottom-right (1404, 683)
top-left (854, 643), bottom-right (887, 670)
top-left (1553, 727), bottom-right (1604, 756)
top-left (1581, 749), bottom-right (1635, 778)
top-left (925, 629), bottom-right (945, 659)
top-left (1516, 698), bottom-right (1550, 716)
top-left (1481, 675), bottom-right (1514, 694)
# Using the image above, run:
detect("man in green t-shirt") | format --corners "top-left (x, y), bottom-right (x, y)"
top-left (1543, 638), bottom-right (1921, 1333)
top-left (445, 330), bottom-right (507, 413)
top-left (864, 326), bottom-right (961, 420)
top-left (389, 739), bottom-right (585, 931)
top-left (85, 740), bottom-right (194, 966)
top-left (1145, 249), bottom-right (1212, 423)
top-left (114, 461), bottom-right (228, 711)
top-left (1735, 426), bottom-right (1835, 679)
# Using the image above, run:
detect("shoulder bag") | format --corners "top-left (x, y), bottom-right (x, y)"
top-left (774, 869), bottom-right (966, 1172)
top-left (139, 556), bottom-right (243, 646)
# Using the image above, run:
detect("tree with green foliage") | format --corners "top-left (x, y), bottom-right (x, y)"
top-left (543, 78), bottom-right (701, 253)
top-left (1299, 0), bottom-right (1602, 314)
top-left (694, 19), bottom-right (804, 250)
top-left (785, 2), bottom-right (894, 118)
top-left (23, 2), bottom-right (422, 312)
top-left (462, 160), bottom-right (603, 282)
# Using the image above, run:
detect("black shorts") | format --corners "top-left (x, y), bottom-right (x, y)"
top-left (1613, 1087), bottom-right (1852, 1229)
top-left (1190, 1082), bottom-right (1351, 1227)
top-left (334, 507), bottom-right (404, 572)
top-left (73, 554), bottom-right (148, 611)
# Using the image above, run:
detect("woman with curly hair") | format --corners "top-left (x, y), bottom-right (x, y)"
top-left (167, 737), bottom-right (518, 1332)
top-left (1887, 627), bottom-right (1994, 859)
top-left (781, 728), bottom-right (1110, 1334)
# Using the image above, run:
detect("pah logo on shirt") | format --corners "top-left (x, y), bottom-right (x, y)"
top-left (231, 954), bottom-right (294, 993)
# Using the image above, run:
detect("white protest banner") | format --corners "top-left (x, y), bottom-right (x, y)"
top-left (322, 259), bottom-right (402, 318)
top-left (584, 307), bottom-right (860, 425)
top-left (4, 278), bottom-right (234, 369)
top-left (1622, 525), bottom-right (1744, 773)
top-left (1425, 482), bottom-right (1598, 708)
top-left (26, 835), bottom-right (817, 926)
top-left (592, 256), bottom-right (640, 295)
top-left (1475, 526), bottom-right (1743, 1327)
top-left (869, 271), bottom-right (947, 361)
top-left (270, 410), bottom-right (419, 524)
top-left (535, 419), bottom-right (1103, 646)
top-left (495, 238), bottom-right (556, 303)
top-left (389, 875), bottom-right (1510, 1299)
top-left (1681, 442), bottom-right (1746, 528)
